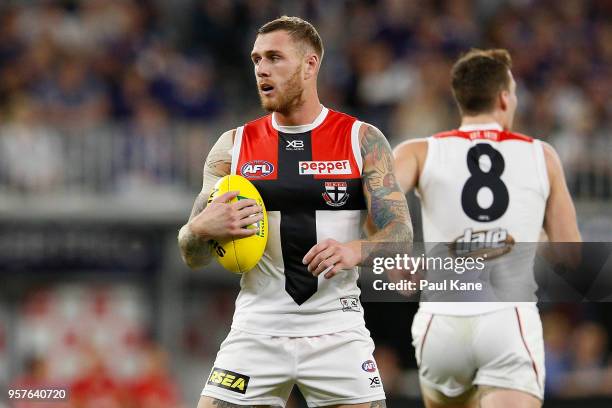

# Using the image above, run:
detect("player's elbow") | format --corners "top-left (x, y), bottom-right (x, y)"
top-left (177, 225), bottom-right (213, 270)
top-left (178, 243), bottom-right (213, 270)
top-left (182, 253), bottom-right (210, 270)
top-left (387, 221), bottom-right (414, 244)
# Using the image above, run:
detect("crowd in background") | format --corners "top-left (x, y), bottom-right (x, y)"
top-left (0, 0), bottom-right (609, 195)
top-left (0, 0), bottom-right (610, 406)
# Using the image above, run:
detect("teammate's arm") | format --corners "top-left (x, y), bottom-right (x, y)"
top-left (178, 130), bottom-right (262, 269)
top-left (392, 138), bottom-right (428, 193)
top-left (542, 142), bottom-right (581, 242)
top-left (540, 142), bottom-right (581, 270)
top-left (303, 124), bottom-right (413, 278)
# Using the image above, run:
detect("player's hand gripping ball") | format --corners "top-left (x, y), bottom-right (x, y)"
top-left (208, 175), bottom-right (268, 273)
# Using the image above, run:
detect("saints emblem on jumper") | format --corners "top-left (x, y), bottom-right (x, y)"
top-left (323, 181), bottom-right (349, 207)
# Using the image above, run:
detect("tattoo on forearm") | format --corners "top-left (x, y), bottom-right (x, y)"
top-left (178, 192), bottom-right (212, 267)
top-left (190, 192), bottom-right (208, 219)
top-left (179, 162), bottom-right (230, 267)
top-left (361, 125), bottom-right (413, 243)
top-left (179, 225), bottom-right (211, 268)
top-left (206, 158), bottom-right (231, 176)
top-left (369, 400), bottom-right (387, 408)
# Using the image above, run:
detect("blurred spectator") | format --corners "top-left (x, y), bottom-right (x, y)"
top-left (0, 97), bottom-right (63, 192)
top-left (128, 343), bottom-right (183, 408)
top-left (151, 59), bottom-right (223, 121)
top-left (119, 99), bottom-right (175, 191)
top-left (70, 348), bottom-right (126, 408)
top-left (36, 56), bottom-right (109, 131)
top-left (542, 310), bottom-right (572, 396)
top-left (557, 321), bottom-right (612, 397)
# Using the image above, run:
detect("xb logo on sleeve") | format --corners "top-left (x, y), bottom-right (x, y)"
top-left (207, 367), bottom-right (250, 394)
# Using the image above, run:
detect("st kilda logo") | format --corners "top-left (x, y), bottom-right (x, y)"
top-left (323, 181), bottom-right (349, 207)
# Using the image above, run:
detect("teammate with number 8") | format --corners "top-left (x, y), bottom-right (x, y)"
top-left (394, 49), bottom-right (581, 408)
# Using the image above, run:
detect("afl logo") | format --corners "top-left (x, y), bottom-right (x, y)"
top-left (361, 360), bottom-right (376, 372)
top-left (241, 160), bottom-right (274, 178)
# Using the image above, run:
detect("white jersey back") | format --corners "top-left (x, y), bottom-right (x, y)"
top-left (417, 123), bottom-right (549, 315)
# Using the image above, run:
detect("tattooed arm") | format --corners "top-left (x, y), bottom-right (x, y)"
top-left (360, 124), bottom-right (413, 243)
top-left (303, 124), bottom-right (413, 278)
top-left (178, 129), bottom-right (263, 269)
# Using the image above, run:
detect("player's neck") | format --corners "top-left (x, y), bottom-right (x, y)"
top-left (461, 113), bottom-right (504, 129)
top-left (274, 92), bottom-right (322, 127)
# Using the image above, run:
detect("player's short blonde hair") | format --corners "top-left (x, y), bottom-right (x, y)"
top-left (257, 16), bottom-right (324, 60)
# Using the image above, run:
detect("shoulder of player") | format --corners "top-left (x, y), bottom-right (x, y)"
top-left (357, 123), bottom-right (387, 147)
top-left (204, 129), bottom-right (235, 177)
top-left (540, 140), bottom-right (563, 183)
top-left (356, 123), bottom-right (395, 163)
top-left (219, 128), bottom-right (236, 143)
top-left (392, 138), bottom-right (428, 162)
top-left (243, 113), bottom-right (273, 129)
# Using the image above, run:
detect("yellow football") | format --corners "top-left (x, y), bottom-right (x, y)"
top-left (208, 175), bottom-right (268, 274)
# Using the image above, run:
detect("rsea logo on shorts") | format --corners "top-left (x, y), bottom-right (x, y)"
top-left (207, 367), bottom-right (249, 394)
top-left (241, 161), bottom-right (274, 178)
top-left (298, 160), bottom-right (351, 175)
top-left (361, 360), bottom-right (376, 372)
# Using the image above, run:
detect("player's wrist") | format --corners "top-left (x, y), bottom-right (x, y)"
top-left (187, 221), bottom-right (211, 242)
top-left (346, 240), bottom-right (364, 266)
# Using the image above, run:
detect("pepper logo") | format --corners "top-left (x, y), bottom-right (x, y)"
top-left (207, 367), bottom-right (249, 394)
top-left (299, 160), bottom-right (351, 175)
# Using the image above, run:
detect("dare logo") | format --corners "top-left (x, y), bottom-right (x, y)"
top-left (449, 228), bottom-right (515, 260)
top-left (207, 367), bottom-right (250, 394)
top-left (241, 161), bottom-right (274, 178)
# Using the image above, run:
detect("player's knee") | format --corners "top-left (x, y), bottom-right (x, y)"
top-left (196, 396), bottom-right (214, 408)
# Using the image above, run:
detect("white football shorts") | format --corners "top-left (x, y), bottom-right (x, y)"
top-left (412, 305), bottom-right (545, 400)
top-left (202, 326), bottom-right (386, 407)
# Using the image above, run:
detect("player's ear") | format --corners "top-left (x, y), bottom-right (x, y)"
top-left (303, 53), bottom-right (319, 80)
top-left (499, 89), bottom-right (509, 112)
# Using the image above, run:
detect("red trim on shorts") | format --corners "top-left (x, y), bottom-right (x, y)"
top-left (419, 315), bottom-right (434, 363)
top-left (515, 307), bottom-right (541, 391)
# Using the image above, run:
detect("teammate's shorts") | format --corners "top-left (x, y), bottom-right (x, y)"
top-left (201, 326), bottom-right (386, 407)
top-left (411, 305), bottom-right (545, 400)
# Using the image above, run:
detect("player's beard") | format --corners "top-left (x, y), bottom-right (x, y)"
top-left (259, 66), bottom-right (304, 115)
